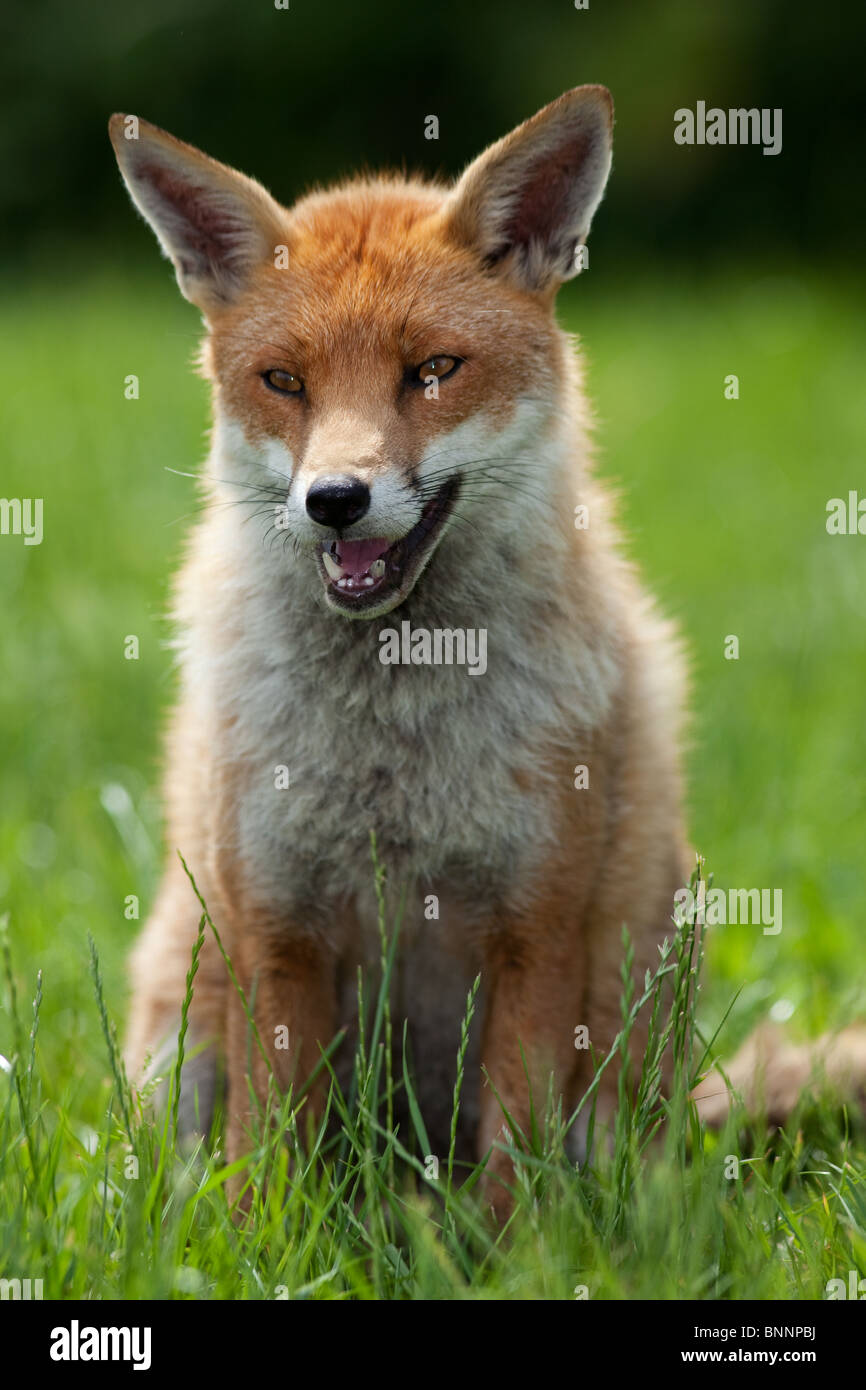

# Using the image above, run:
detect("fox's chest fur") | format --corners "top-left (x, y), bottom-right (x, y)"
top-left (175, 426), bottom-right (620, 947)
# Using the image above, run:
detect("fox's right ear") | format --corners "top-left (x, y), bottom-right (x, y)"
top-left (108, 114), bottom-right (287, 313)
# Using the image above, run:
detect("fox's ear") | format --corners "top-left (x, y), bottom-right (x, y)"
top-left (108, 114), bottom-right (287, 312)
top-left (445, 86), bottom-right (613, 293)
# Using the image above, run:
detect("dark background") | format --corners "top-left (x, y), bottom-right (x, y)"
top-left (2, 0), bottom-right (863, 274)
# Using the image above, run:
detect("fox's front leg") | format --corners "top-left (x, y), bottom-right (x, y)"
top-left (479, 916), bottom-right (587, 1218)
top-left (223, 921), bottom-right (337, 1167)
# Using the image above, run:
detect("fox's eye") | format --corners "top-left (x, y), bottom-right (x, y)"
top-left (415, 356), bottom-right (459, 384)
top-left (262, 369), bottom-right (304, 395)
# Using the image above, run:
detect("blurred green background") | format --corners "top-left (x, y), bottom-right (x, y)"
top-left (1, 0), bottom-right (864, 1104)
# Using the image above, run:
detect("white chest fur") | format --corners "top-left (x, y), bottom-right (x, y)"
top-left (173, 418), bottom-right (619, 938)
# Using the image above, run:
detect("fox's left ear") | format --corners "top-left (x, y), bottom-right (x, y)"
top-left (445, 85), bottom-right (613, 293)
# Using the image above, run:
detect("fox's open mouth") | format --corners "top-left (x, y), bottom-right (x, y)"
top-left (316, 476), bottom-right (459, 615)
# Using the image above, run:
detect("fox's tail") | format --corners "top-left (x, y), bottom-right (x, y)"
top-left (691, 1022), bottom-right (866, 1127)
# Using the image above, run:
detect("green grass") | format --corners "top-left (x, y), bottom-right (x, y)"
top-left (1, 265), bottom-right (865, 1298)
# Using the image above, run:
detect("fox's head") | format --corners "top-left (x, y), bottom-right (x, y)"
top-left (109, 88), bottom-right (612, 620)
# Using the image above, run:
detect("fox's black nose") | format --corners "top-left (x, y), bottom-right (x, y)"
top-left (305, 475), bottom-right (370, 529)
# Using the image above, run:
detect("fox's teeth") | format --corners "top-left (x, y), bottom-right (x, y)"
top-left (322, 550), bottom-right (344, 581)
top-left (369, 558), bottom-right (386, 579)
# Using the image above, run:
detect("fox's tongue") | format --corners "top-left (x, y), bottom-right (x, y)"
top-left (334, 538), bottom-right (389, 578)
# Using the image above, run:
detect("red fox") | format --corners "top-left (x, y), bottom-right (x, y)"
top-left (108, 87), bottom-right (702, 1207)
